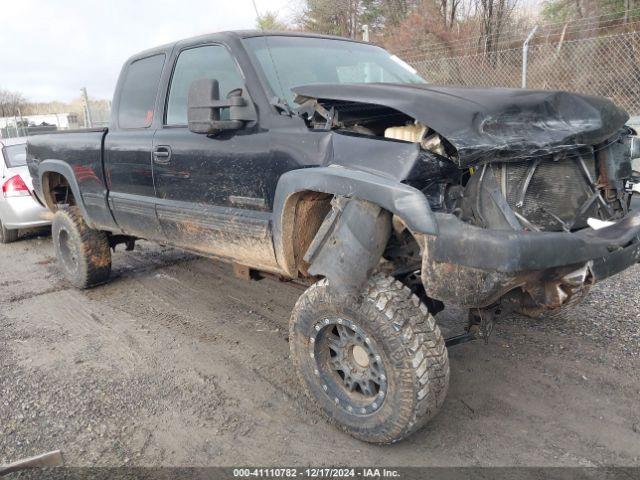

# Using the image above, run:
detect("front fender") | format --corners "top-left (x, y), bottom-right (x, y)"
top-left (272, 166), bottom-right (437, 275)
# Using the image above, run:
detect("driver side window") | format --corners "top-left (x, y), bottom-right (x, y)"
top-left (165, 45), bottom-right (243, 126)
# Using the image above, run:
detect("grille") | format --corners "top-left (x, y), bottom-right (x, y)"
top-left (495, 153), bottom-right (598, 231)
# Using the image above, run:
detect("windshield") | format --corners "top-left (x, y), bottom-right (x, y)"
top-left (3, 144), bottom-right (27, 168)
top-left (243, 36), bottom-right (426, 106)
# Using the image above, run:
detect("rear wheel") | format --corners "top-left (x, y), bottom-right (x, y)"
top-left (290, 274), bottom-right (449, 443)
top-left (0, 218), bottom-right (19, 244)
top-left (52, 206), bottom-right (111, 288)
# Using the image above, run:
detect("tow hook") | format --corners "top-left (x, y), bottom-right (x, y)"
top-left (445, 308), bottom-right (495, 347)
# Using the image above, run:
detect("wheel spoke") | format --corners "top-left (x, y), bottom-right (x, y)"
top-left (329, 357), bottom-right (343, 370)
top-left (359, 380), bottom-right (374, 397)
top-left (344, 376), bottom-right (356, 392)
top-left (326, 333), bottom-right (344, 351)
top-left (367, 369), bottom-right (381, 383)
top-left (336, 324), bottom-right (352, 341)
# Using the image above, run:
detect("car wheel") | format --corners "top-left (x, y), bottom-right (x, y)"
top-left (52, 206), bottom-right (111, 288)
top-left (290, 274), bottom-right (449, 443)
top-left (0, 218), bottom-right (19, 244)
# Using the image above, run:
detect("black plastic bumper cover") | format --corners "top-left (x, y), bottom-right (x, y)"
top-left (429, 209), bottom-right (640, 275)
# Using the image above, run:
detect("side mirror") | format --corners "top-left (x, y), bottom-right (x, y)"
top-left (187, 78), bottom-right (256, 134)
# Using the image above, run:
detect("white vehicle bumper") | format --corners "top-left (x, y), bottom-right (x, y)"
top-left (0, 195), bottom-right (51, 229)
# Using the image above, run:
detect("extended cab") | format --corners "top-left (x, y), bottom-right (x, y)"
top-left (27, 31), bottom-right (640, 443)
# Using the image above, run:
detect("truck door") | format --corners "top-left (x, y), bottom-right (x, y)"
top-left (104, 53), bottom-right (165, 240)
top-left (152, 44), bottom-right (278, 271)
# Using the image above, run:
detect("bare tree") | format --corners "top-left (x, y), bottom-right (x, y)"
top-left (378, 0), bottom-right (418, 27)
top-left (474, 0), bottom-right (519, 59)
top-left (624, 0), bottom-right (636, 23)
top-left (299, 0), bottom-right (360, 37)
top-left (0, 89), bottom-right (28, 118)
top-left (438, 0), bottom-right (463, 29)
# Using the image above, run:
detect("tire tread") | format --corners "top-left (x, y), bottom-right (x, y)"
top-left (53, 206), bottom-right (111, 288)
top-left (290, 273), bottom-right (449, 443)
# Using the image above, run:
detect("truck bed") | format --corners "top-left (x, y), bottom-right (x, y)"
top-left (27, 128), bottom-right (112, 230)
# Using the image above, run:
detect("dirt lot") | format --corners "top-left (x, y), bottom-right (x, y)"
top-left (1, 231), bottom-right (639, 467)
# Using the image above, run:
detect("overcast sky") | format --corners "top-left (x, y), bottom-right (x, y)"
top-left (0, 0), bottom-right (297, 103)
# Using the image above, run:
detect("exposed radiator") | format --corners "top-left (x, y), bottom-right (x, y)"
top-left (460, 144), bottom-right (634, 232)
top-left (494, 153), bottom-right (599, 231)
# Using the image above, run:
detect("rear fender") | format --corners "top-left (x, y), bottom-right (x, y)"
top-left (38, 160), bottom-right (95, 229)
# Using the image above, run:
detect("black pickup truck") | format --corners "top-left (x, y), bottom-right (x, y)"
top-left (28, 31), bottom-right (640, 443)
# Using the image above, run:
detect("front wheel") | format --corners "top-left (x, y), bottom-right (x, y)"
top-left (52, 206), bottom-right (111, 289)
top-left (289, 274), bottom-right (449, 443)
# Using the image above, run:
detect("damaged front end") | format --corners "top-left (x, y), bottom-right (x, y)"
top-left (293, 83), bottom-right (640, 316)
top-left (419, 130), bottom-right (640, 316)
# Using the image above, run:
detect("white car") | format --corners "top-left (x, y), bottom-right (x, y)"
top-left (0, 137), bottom-right (51, 243)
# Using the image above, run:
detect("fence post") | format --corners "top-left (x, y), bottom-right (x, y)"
top-left (81, 87), bottom-right (93, 128)
top-left (362, 24), bottom-right (369, 42)
top-left (521, 25), bottom-right (538, 88)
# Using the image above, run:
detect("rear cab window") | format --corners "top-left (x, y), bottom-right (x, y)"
top-left (118, 54), bottom-right (166, 129)
top-left (3, 144), bottom-right (27, 168)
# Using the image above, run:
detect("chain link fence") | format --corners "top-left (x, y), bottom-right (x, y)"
top-left (404, 30), bottom-right (640, 118)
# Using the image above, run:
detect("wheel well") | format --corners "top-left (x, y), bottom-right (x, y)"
top-left (282, 191), bottom-right (419, 279)
top-left (281, 190), bottom-right (333, 277)
top-left (382, 226), bottom-right (445, 315)
top-left (281, 190), bottom-right (443, 313)
top-left (42, 172), bottom-right (76, 211)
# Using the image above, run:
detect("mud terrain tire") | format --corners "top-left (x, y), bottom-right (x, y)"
top-left (52, 206), bottom-right (111, 289)
top-left (0, 218), bottom-right (19, 244)
top-left (290, 274), bottom-right (449, 443)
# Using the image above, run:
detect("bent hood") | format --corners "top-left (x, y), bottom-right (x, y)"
top-left (292, 83), bottom-right (629, 167)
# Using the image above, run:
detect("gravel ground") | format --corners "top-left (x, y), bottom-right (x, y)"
top-left (1, 231), bottom-right (639, 467)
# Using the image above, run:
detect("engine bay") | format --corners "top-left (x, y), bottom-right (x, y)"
top-left (297, 96), bottom-right (638, 233)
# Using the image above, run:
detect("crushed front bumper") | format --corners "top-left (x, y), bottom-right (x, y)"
top-left (420, 209), bottom-right (640, 309)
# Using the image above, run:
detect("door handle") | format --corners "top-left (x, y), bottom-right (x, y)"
top-left (152, 146), bottom-right (171, 164)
